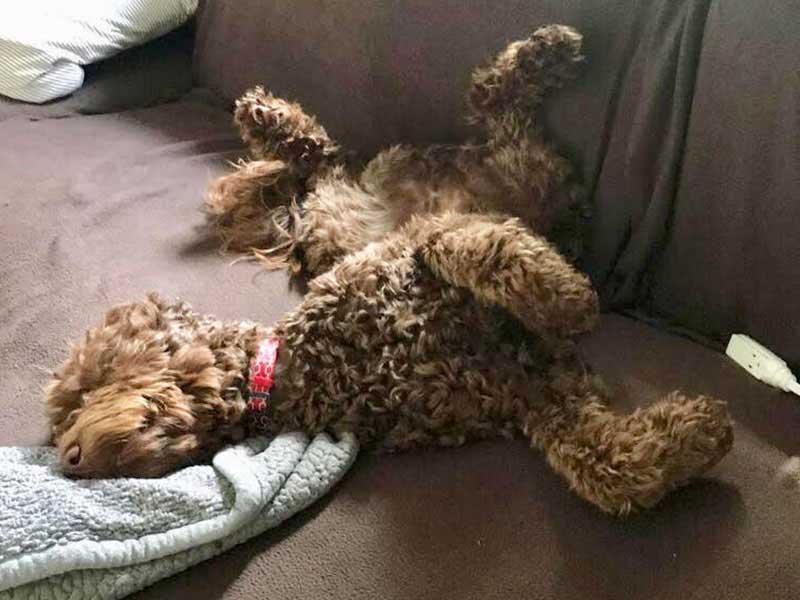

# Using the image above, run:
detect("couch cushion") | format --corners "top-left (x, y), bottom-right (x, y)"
top-left (646, 0), bottom-right (800, 365)
top-left (2, 99), bottom-right (800, 598)
top-left (192, 1), bottom-right (692, 171)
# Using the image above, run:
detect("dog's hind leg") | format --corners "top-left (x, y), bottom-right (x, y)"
top-left (523, 370), bottom-right (733, 515)
top-left (466, 24), bottom-right (583, 129)
top-left (410, 212), bottom-right (598, 340)
top-left (466, 26), bottom-right (587, 258)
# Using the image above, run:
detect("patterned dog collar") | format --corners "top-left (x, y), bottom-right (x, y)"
top-left (248, 337), bottom-right (279, 420)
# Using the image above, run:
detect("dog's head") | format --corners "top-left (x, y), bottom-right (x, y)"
top-left (45, 295), bottom-right (237, 478)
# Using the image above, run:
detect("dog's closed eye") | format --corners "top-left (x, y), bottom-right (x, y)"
top-left (64, 445), bottom-right (82, 467)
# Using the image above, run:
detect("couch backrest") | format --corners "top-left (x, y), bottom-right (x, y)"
top-left (646, 0), bottom-right (800, 366)
top-left (194, 0), bottom-right (800, 365)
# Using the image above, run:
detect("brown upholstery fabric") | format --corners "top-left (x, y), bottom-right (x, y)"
top-left (193, 0), bottom-right (659, 166)
top-left (582, 0), bottom-right (711, 308)
top-left (2, 95), bottom-right (800, 599)
top-left (647, 0), bottom-right (800, 366)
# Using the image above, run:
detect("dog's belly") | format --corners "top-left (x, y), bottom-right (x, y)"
top-left (278, 308), bottom-right (532, 449)
top-left (272, 243), bottom-right (540, 449)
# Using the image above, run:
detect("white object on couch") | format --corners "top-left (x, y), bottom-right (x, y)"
top-left (0, 0), bottom-right (197, 103)
top-left (726, 333), bottom-right (800, 396)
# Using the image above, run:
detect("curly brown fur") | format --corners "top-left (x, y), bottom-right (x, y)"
top-left (409, 212), bottom-right (598, 340)
top-left (205, 159), bottom-right (306, 264)
top-left (47, 215), bottom-right (733, 516)
top-left (46, 293), bottom-right (264, 477)
top-left (204, 24), bottom-right (587, 274)
top-left (233, 86), bottom-right (341, 175)
top-left (465, 24), bottom-right (583, 128)
top-left (46, 25), bottom-right (733, 516)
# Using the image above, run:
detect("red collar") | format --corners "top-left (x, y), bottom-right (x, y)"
top-left (248, 337), bottom-right (279, 414)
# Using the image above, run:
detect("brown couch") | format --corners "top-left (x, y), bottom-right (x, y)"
top-left (2, 1), bottom-right (800, 598)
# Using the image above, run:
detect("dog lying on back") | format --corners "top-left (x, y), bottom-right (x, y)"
top-left (46, 223), bottom-right (731, 516)
top-left (45, 26), bottom-right (733, 515)
top-left (204, 24), bottom-right (588, 276)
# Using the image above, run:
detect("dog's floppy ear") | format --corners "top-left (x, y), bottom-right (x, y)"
top-left (169, 345), bottom-right (222, 394)
top-left (168, 343), bottom-right (247, 427)
top-left (140, 383), bottom-right (197, 434)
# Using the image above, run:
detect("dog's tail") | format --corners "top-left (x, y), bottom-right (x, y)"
top-left (205, 159), bottom-right (306, 274)
top-left (248, 201), bottom-right (306, 274)
top-left (465, 24), bottom-right (583, 127)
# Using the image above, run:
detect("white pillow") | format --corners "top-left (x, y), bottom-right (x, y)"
top-left (0, 0), bottom-right (198, 103)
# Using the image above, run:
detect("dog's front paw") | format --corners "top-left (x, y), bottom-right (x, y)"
top-left (234, 86), bottom-right (338, 172)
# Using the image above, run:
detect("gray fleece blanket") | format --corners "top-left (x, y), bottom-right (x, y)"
top-left (0, 433), bottom-right (358, 599)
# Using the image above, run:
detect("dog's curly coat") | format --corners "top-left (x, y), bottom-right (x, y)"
top-left (46, 26), bottom-right (733, 515)
top-left (205, 25), bottom-right (587, 273)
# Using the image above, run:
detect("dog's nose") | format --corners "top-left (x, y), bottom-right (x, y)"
top-left (64, 445), bottom-right (82, 467)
